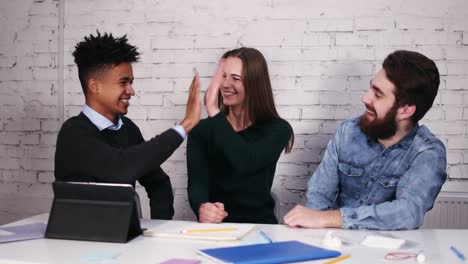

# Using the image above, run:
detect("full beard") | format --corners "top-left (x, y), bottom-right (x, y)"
top-left (359, 104), bottom-right (398, 140)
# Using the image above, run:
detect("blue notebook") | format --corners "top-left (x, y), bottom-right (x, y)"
top-left (198, 240), bottom-right (341, 264)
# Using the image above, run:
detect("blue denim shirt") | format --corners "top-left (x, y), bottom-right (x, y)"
top-left (306, 117), bottom-right (447, 230)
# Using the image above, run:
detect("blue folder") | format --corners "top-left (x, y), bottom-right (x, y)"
top-left (198, 240), bottom-right (341, 264)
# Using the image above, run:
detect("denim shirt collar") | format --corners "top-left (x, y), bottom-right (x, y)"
top-left (397, 123), bottom-right (420, 149)
top-left (82, 104), bottom-right (123, 131)
top-left (366, 122), bottom-right (420, 150)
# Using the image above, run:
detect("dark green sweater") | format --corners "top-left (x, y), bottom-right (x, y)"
top-left (187, 113), bottom-right (292, 224)
top-left (55, 112), bottom-right (183, 219)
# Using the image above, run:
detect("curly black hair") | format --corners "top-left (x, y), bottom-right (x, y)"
top-left (73, 31), bottom-right (140, 94)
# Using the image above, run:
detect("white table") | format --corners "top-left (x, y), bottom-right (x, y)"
top-left (0, 214), bottom-right (467, 264)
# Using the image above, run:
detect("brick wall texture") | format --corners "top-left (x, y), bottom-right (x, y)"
top-left (1, 0), bottom-right (467, 224)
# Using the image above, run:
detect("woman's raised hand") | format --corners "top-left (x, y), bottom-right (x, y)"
top-left (204, 59), bottom-right (225, 117)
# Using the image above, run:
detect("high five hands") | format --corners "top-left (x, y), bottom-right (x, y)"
top-left (182, 60), bottom-right (225, 133)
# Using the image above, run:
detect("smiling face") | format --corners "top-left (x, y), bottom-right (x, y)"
top-left (220, 57), bottom-right (246, 109)
top-left (359, 68), bottom-right (399, 139)
top-left (87, 63), bottom-right (135, 123)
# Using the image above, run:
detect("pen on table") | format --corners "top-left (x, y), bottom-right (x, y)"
top-left (450, 245), bottom-right (466, 261)
top-left (324, 254), bottom-right (351, 264)
top-left (181, 227), bottom-right (237, 234)
top-left (258, 229), bottom-right (273, 243)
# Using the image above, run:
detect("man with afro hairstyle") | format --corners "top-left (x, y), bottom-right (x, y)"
top-left (55, 31), bottom-right (201, 219)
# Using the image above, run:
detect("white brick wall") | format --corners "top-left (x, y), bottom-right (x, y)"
top-left (1, 0), bottom-right (467, 224)
top-left (0, 0), bottom-right (59, 224)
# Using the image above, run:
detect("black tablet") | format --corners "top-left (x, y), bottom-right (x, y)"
top-left (45, 181), bottom-right (142, 243)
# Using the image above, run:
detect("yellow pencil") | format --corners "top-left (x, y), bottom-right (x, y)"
top-left (181, 227), bottom-right (237, 234)
top-left (324, 254), bottom-right (351, 264)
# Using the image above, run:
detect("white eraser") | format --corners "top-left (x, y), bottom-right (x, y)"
top-left (417, 253), bottom-right (426, 263)
top-left (322, 231), bottom-right (342, 250)
top-left (360, 235), bottom-right (405, 249)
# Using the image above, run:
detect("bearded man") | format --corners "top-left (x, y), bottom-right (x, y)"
top-left (284, 50), bottom-right (447, 230)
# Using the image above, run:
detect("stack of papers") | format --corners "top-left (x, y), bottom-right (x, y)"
top-left (0, 223), bottom-right (46, 243)
top-left (143, 222), bottom-right (255, 241)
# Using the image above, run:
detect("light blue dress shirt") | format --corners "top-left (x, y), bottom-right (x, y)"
top-left (306, 117), bottom-right (447, 230)
top-left (82, 105), bottom-right (123, 131)
top-left (81, 104), bottom-right (186, 139)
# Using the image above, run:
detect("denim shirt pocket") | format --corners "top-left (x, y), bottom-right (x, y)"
top-left (338, 163), bottom-right (365, 198)
top-left (376, 175), bottom-right (400, 203)
top-left (378, 175), bottom-right (400, 187)
top-left (338, 162), bottom-right (364, 177)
